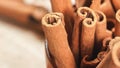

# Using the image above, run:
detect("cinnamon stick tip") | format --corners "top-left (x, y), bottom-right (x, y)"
top-left (83, 18), bottom-right (96, 27)
top-left (116, 9), bottom-right (120, 22)
top-left (95, 10), bottom-right (106, 23)
top-left (42, 12), bottom-right (63, 27)
top-left (112, 42), bottom-right (120, 67)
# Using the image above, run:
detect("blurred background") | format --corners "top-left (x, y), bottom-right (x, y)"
top-left (0, 0), bottom-right (52, 68)
top-left (0, 0), bottom-right (75, 68)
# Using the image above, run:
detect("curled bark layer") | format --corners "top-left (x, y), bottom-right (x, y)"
top-left (93, 11), bottom-right (112, 57)
top-left (97, 37), bottom-right (120, 68)
top-left (50, 0), bottom-right (75, 45)
top-left (80, 55), bottom-right (100, 68)
top-left (42, 13), bottom-right (76, 68)
top-left (80, 18), bottom-right (96, 59)
top-left (79, 7), bottom-right (97, 60)
top-left (115, 9), bottom-right (120, 36)
top-left (112, 0), bottom-right (120, 11)
top-left (102, 37), bottom-right (112, 51)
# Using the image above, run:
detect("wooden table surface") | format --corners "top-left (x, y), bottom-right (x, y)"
top-left (0, 17), bottom-right (46, 68)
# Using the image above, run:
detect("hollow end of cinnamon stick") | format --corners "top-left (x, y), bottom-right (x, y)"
top-left (42, 13), bottom-right (63, 27)
top-left (109, 37), bottom-right (120, 50)
top-left (116, 9), bottom-right (120, 23)
top-left (102, 37), bottom-right (112, 51)
top-left (112, 42), bottom-right (120, 67)
top-left (77, 7), bottom-right (97, 20)
top-left (114, 10), bottom-right (120, 36)
top-left (82, 18), bottom-right (96, 27)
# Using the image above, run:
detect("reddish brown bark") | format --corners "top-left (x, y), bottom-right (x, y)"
top-left (42, 13), bottom-right (76, 68)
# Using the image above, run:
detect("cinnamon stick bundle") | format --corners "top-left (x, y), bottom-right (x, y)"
top-left (114, 9), bottom-right (120, 36)
top-left (50, 0), bottom-right (75, 45)
top-left (42, 13), bottom-right (76, 68)
top-left (0, 0), bottom-right (48, 28)
top-left (97, 37), bottom-right (120, 68)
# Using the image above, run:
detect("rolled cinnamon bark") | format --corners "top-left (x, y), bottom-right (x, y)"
top-left (71, 7), bottom-right (90, 66)
top-left (112, 0), bottom-right (120, 11)
top-left (81, 0), bottom-right (93, 7)
top-left (75, 0), bottom-right (86, 8)
top-left (109, 37), bottom-right (120, 50)
top-left (100, 0), bottom-right (115, 18)
top-left (80, 55), bottom-right (100, 68)
top-left (0, 0), bottom-right (48, 30)
top-left (71, 7), bottom-right (97, 66)
top-left (102, 37), bottom-right (112, 51)
top-left (50, 0), bottom-right (75, 45)
top-left (97, 37), bottom-right (120, 68)
top-left (42, 13), bottom-right (76, 68)
top-left (79, 7), bottom-right (97, 60)
top-left (81, 18), bottom-right (96, 59)
top-left (95, 11), bottom-right (112, 43)
top-left (80, 51), bottom-right (108, 68)
top-left (90, 0), bottom-right (101, 10)
top-left (114, 9), bottom-right (120, 36)
top-left (93, 11), bottom-right (112, 56)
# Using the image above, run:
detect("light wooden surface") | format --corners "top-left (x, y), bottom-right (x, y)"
top-left (0, 17), bottom-right (46, 68)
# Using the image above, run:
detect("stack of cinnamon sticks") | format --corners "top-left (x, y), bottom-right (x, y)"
top-left (41, 0), bottom-right (120, 68)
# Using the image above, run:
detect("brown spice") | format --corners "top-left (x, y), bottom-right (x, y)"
top-left (42, 13), bottom-right (76, 68)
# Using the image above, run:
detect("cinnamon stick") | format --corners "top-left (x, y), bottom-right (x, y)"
top-left (80, 55), bottom-right (100, 68)
top-left (112, 0), bottom-right (120, 11)
top-left (114, 9), bottom-right (120, 36)
top-left (42, 13), bottom-right (76, 68)
top-left (0, 0), bottom-right (48, 30)
top-left (90, 0), bottom-right (101, 10)
top-left (50, 0), bottom-right (75, 45)
top-left (97, 37), bottom-right (120, 68)
top-left (75, 0), bottom-right (86, 8)
top-left (79, 7), bottom-right (97, 60)
top-left (102, 37), bottom-right (112, 51)
top-left (95, 11), bottom-right (112, 43)
top-left (93, 11), bottom-right (112, 56)
top-left (71, 7), bottom-right (90, 66)
top-left (109, 37), bottom-right (120, 50)
top-left (100, 0), bottom-right (115, 18)
top-left (80, 51), bottom-right (108, 68)
top-left (81, 18), bottom-right (96, 59)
